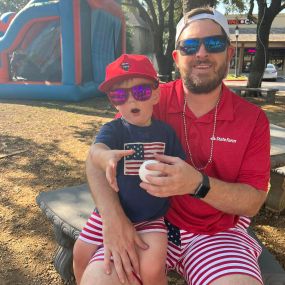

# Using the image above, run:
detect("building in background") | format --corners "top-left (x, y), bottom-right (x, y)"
top-left (126, 11), bottom-right (285, 77)
top-left (228, 13), bottom-right (285, 76)
top-left (126, 12), bottom-right (153, 54)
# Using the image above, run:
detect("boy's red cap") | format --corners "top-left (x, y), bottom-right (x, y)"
top-left (99, 54), bottom-right (158, 92)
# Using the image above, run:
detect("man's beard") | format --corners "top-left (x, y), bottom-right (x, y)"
top-left (181, 59), bottom-right (228, 94)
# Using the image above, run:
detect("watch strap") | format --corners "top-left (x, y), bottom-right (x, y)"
top-left (190, 173), bottom-right (210, 199)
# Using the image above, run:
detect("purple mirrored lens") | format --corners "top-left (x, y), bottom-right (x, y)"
top-left (108, 84), bottom-right (153, 105)
top-left (108, 89), bottom-right (128, 105)
top-left (131, 85), bottom-right (152, 101)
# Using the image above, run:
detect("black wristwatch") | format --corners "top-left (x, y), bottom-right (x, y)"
top-left (190, 173), bottom-right (210, 199)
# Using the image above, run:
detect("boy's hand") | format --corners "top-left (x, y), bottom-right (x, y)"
top-left (91, 144), bottom-right (135, 191)
top-left (104, 149), bottom-right (135, 192)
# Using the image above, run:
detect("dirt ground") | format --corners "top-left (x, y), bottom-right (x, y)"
top-left (0, 94), bottom-right (285, 285)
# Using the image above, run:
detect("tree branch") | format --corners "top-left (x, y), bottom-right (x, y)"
top-left (247, 0), bottom-right (258, 24)
top-left (268, 0), bottom-right (285, 20)
top-left (268, 0), bottom-right (282, 17)
top-left (156, 0), bottom-right (164, 28)
top-left (165, 0), bottom-right (175, 57)
top-left (125, 0), bottom-right (156, 31)
top-left (144, 0), bottom-right (159, 29)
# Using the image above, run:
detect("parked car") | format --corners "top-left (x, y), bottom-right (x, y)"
top-left (244, 62), bottom-right (251, 73)
top-left (263, 63), bottom-right (278, 81)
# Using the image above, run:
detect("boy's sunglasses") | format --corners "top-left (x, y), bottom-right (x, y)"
top-left (108, 83), bottom-right (158, 106)
top-left (176, 35), bottom-right (229, 56)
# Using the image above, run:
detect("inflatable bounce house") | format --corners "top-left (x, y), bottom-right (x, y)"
top-left (0, 0), bottom-right (125, 101)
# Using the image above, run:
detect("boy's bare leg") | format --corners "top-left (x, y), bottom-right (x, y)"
top-left (80, 261), bottom-right (139, 285)
top-left (138, 232), bottom-right (168, 285)
top-left (73, 239), bottom-right (99, 284)
top-left (80, 232), bottom-right (168, 285)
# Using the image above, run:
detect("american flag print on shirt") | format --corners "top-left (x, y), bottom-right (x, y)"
top-left (124, 142), bottom-right (165, 175)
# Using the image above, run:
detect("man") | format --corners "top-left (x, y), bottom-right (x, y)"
top-left (81, 7), bottom-right (270, 285)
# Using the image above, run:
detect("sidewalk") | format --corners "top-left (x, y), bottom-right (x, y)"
top-left (224, 78), bottom-right (285, 95)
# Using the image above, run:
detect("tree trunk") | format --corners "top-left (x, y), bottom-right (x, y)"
top-left (156, 53), bottom-right (173, 81)
top-left (247, 10), bottom-right (274, 88)
top-left (247, 0), bottom-right (284, 88)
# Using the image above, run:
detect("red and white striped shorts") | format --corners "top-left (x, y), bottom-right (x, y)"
top-left (79, 210), bottom-right (167, 246)
top-left (80, 213), bottom-right (263, 285)
top-left (165, 216), bottom-right (263, 285)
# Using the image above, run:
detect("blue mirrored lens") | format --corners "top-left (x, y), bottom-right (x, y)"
top-left (178, 36), bottom-right (227, 55)
top-left (179, 39), bottom-right (200, 55)
top-left (204, 36), bottom-right (227, 52)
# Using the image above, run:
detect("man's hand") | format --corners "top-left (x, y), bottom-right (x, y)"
top-left (102, 209), bottom-right (148, 284)
top-left (140, 154), bottom-right (201, 197)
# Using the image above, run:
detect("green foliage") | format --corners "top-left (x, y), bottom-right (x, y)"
top-left (226, 74), bottom-right (248, 80)
top-left (126, 24), bottom-right (134, 53)
top-left (221, 0), bottom-right (248, 13)
top-left (121, 4), bottom-right (135, 53)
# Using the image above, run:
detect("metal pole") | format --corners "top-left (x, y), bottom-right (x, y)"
top-left (234, 25), bottom-right (239, 78)
top-left (235, 37), bottom-right (238, 77)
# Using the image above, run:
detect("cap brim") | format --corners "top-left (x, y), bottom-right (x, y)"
top-left (99, 73), bottom-right (158, 92)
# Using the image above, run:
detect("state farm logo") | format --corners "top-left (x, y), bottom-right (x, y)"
top-left (211, 136), bottom-right (237, 143)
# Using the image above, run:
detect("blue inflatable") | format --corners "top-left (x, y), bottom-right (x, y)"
top-left (0, 0), bottom-right (125, 101)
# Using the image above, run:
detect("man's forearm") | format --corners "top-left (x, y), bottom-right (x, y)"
top-left (86, 151), bottom-right (146, 281)
top-left (203, 177), bottom-right (268, 217)
top-left (86, 152), bottom-right (125, 220)
top-left (140, 155), bottom-right (268, 217)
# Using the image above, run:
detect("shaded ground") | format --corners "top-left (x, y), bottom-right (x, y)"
top-left (0, 94), bottom-right (284, 285)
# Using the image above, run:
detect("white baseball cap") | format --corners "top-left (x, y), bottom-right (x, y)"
top-left (176, 9), bottom-right (230, 43)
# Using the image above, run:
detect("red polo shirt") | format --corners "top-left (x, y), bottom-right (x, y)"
top-left (153, 80), bottom-right (270, 235)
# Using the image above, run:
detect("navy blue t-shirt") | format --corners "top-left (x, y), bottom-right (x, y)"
top-left (95, 117), bottom-right (185, 223)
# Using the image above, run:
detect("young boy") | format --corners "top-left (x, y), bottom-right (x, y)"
top-left (73, 54), bottom-right (185, 285)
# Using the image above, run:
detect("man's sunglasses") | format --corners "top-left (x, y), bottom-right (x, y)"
top-left (108, 83), bottom-right (158, 106)
top-left (176, 35), bottom-right (229, 56)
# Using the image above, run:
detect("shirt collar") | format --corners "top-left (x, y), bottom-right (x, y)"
top-left (166, 80), bottom-right (234, 122)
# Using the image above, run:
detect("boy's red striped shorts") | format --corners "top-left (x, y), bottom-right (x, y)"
top-left (79, 213), bottom-right (263, 285)
top-left (79, 210), bottom-right (167, 246)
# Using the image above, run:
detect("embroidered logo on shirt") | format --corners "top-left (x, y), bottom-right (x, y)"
top-left (124, 142), bottom-right (165, 175)
top-left (211, 136), bottom-right (237, 143)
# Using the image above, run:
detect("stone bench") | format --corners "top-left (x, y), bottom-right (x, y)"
top-left (266, 166), bottom-right (285, 213)
top-left (36, 184), bottom-right (285, 285)
top-left (227, 86), bottom-right (279, 104)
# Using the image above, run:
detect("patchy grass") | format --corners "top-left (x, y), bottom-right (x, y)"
top-left (0, 94), bottom-right (284, 285)
top-left (225, 74), bottom-right (248, 81)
